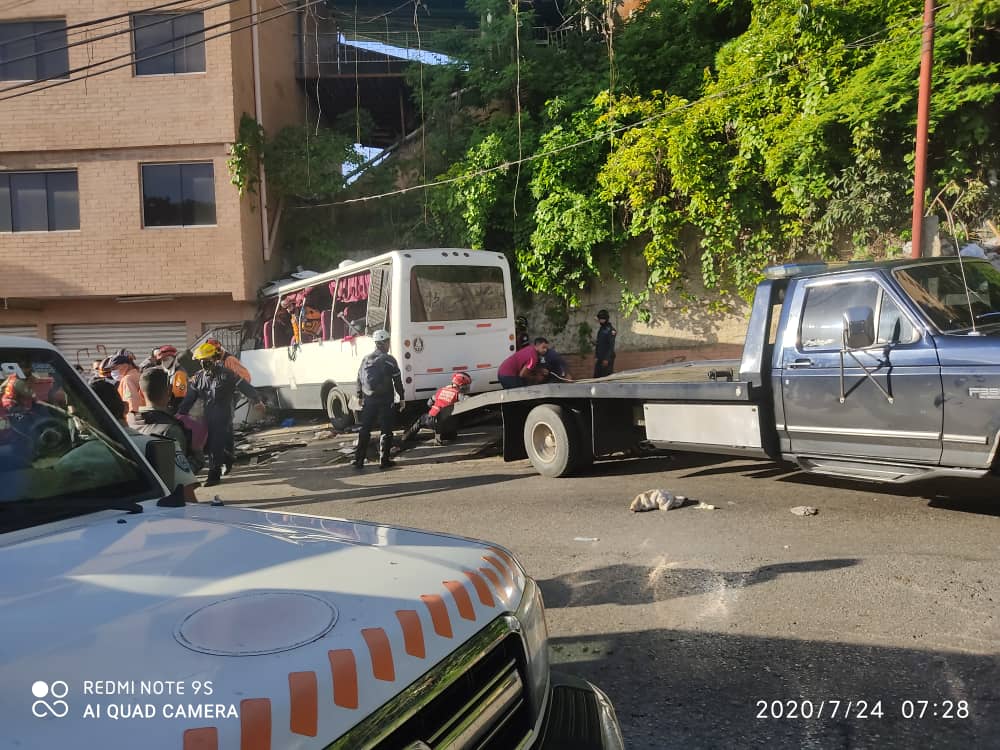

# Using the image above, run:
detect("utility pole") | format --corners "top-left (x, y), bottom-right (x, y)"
top-left (910, 0), bottom-right (936, 258)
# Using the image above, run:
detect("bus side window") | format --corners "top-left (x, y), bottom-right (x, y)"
top-left (331, 271), bottom-right (371, 339)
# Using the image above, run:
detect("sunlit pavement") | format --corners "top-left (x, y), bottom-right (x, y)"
top-left (213, 433), bottom-right (1000, 749)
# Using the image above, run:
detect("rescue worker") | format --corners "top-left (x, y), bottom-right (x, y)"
top-left (401, 372), bottom-right (471, 445)
top-left (177, 341), bottom-right (264, 486)
top-left (91, 379), bottom-right (198, 501)
top-left (497, 337), bottom-right (549, 388)
top-left (353, 329), bottom-right (404, 470)
top-left (136, 367), bottom-right (201, 475)
top-left (540, 347), bottom-right (573, 382)
top-left (152, 345), bottom-right (188, 412)
top-left (108, 350), bottom-right (145, 425)
top-left (206, 338), bottom-right (252, 382)
top-left (515, 315), bottom-right (530, 350)
top-left (90, 357), bottom-right (114, 384)
top-left (594, 309), bottom-right (617, 377)
top-left (205, 338), bottom-right (249, 471)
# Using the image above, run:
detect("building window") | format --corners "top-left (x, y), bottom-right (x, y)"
top-left (141, 163), bottom-right (216, 227)
top-left (131, 12), bottom-right (205, 76)
top-left (0, 20), bottom-right (70, 81)
top-left (0, 171), bottom-right (79, 232)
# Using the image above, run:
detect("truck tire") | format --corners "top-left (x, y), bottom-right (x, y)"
top-left (325, 387), bottom-right (354, 430)
top-left (523, 404), bottom-right (579, 478)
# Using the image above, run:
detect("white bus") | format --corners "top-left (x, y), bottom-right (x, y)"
top-left (239, 248), bottom-right (516, 424)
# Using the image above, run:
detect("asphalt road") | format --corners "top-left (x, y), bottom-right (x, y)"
top-left (216, 426), bottom-right (1000, 749)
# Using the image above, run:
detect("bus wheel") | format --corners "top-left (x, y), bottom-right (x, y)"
top-left (523, 404), bottom-right (579, 478)
top-left (326, 387), bottom-right (354, 430)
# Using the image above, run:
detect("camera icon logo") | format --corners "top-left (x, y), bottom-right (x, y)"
top-left (31, 680), bottom-right (70, 718)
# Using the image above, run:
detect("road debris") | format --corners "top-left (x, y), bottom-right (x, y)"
top-left (574, 537), bottom-right (600, 542)
top-left (790, 506), bottom-right (819, 516)
top-left (630, 489), bottom-right (686, 512)
top-left (694, 501), bottom-right (718, 510)
top-left (312, 429), bottom-right (336, 441)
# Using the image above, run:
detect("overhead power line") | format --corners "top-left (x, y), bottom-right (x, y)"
top-left (0, 0), bottom-right (200, 47)
top-left (0, 0), bottom-right (240, 72)
top-left (299, 7), bottom-right (945, 209)
top-left (0, 0), bottom-right (324, 101)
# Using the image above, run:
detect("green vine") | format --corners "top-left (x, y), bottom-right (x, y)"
top-left (227, 114), bottom-right (265, 197)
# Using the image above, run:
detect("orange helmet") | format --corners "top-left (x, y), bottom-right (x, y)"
top-left (451, 372), bottom-right (472, 389)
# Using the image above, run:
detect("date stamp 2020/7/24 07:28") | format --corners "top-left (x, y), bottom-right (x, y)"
top-left (755, 699), bottom-right (971, 721)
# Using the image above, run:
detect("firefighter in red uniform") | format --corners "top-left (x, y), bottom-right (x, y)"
top-left (401, 372), bottom-right (471, 445)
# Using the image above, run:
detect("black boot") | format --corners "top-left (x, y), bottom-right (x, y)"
top-left (204, 468), bottom-right (222, 487)
top-left (353, 433), bottom-right (370, 469)
top-left (379, 434), bottom-right (394, 468)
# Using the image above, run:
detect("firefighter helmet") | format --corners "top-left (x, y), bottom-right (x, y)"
top-left (193, 342), bottom-right (222, 361)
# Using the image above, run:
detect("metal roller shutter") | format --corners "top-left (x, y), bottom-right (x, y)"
top-left (52, 322), bottom-right (188, 369)
top-left (0, 325), bottom-right (41, 339)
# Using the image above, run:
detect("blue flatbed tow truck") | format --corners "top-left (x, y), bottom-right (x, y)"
top-left (453, 257), bottom-right (1000, 482)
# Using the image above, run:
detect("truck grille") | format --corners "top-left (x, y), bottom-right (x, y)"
top-left (375, 632), bottom-right (532, 750)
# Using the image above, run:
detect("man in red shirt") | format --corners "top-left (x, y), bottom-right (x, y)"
top-left (497, 337), bottom-right (550, 389)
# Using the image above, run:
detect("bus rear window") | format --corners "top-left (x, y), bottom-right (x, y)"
top-left (410, 266), bottom-right (507, 322)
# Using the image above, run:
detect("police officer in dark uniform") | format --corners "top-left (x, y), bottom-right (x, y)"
top-left (594, 309), bottom-right (617, 378)
top-left (354, 329), bottom-right (405, 470)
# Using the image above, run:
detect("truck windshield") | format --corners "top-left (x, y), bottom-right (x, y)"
top-left (0, 347), bottom-right (160, 533)
top-left (893, 259), bottom-right (1000, 333)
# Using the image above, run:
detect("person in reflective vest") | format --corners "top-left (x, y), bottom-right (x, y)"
top-left (401, 372), bottom-right (471, 445)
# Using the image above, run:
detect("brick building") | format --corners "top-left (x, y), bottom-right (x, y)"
top-left (0, 0), bottom-right (305, 367)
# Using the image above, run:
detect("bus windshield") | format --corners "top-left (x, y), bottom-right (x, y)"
top-left (409, 265), bottom-right (507, 322)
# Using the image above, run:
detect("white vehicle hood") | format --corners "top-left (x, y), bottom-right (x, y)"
top-left (0, 505), bottom-right (525, 750)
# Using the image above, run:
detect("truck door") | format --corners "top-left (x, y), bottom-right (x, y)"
top-left (780, 275), bottom-right (942, 464)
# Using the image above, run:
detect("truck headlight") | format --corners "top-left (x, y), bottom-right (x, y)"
top-left (516, 576), bottom-right (549, 718)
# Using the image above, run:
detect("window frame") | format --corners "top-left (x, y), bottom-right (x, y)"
top-left (0, 19), bottom-right (70, 83)
top-left (0, 170), bottom-right (80, 233)
top-left (408, 264), bottom-right (509, 323)
top-left (139, 162), bottom-right (217, 229)
top-left (130, 11), bottom-right (206, 77)
top-left (797, 276), bottom-right (922, 353)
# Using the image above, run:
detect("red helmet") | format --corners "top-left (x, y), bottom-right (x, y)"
top-left (451, 372), bottom-right (472, 388)
top-left (155, 345), bottom-right (178, 358)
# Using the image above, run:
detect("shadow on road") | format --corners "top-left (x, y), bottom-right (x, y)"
top-left (549, 628), bottom-right (1000, 750)
top-left (218, 471), bottom-right (522, 511)
top-left (538, 559), bottom-right (858, 609)
top-left (596, 451), bottom-right (1000, 518)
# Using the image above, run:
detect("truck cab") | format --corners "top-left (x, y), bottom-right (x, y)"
top-left (0, 337), bottom-right (622, 749)
top-left (771, 257), bottom-right (1000, 481)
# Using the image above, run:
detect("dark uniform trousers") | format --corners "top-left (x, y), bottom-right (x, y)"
top-left (355, 396), bottom-right (395, 464)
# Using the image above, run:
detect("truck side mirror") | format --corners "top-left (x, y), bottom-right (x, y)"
top-left (144, 438), bottom-right (176, 492)
top-left (843, 306), bottom-right (875, 350)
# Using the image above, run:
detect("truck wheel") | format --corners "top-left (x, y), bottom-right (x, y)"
top-left (523, 404), bottom-right (579, 478)
top-left (326, 387), bottom-right (354, 430)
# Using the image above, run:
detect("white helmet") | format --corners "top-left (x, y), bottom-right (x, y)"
top-left (372, 329), bottom-right (391, 342)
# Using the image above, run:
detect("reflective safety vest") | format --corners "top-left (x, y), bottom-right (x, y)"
top-left (170, 368), bottom-right (189, 400)
top-left (428, 385), bottom-right (461, 417)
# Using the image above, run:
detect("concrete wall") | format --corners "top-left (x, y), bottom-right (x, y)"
top-left (523, 250), bottom-right (749, 369)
